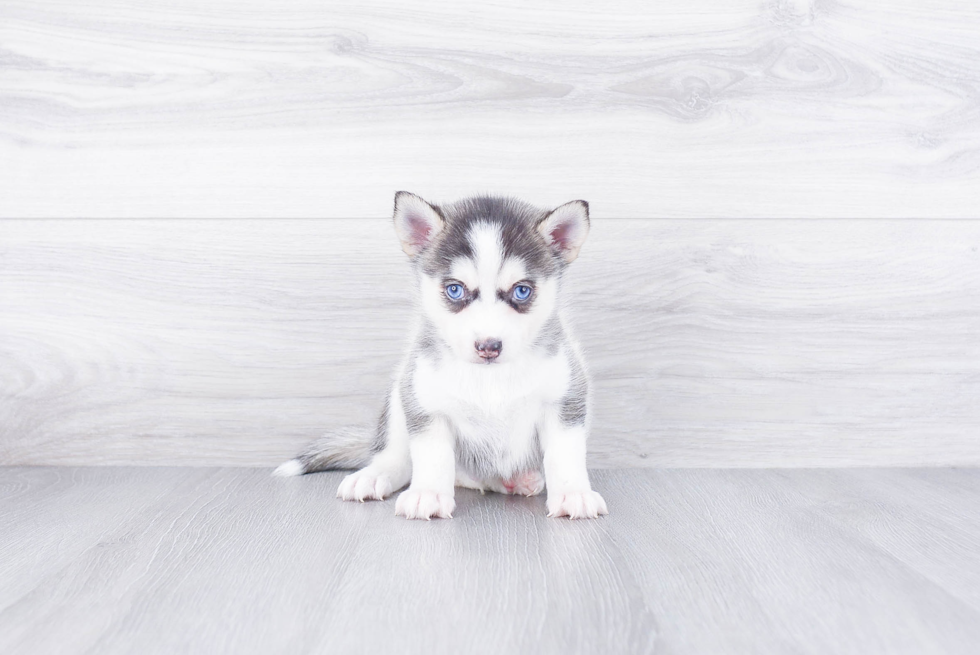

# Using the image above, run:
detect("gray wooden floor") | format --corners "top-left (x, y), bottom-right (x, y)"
top-left (2, 467), bottom-right (978, 654)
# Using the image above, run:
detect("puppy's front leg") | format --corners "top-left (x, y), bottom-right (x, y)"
top-left (395, 417), bottom-right (456, 520)
top-left (540, 413), bottom-right (608, 519)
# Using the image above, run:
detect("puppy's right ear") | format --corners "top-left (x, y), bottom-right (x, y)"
top-left (393, 191), bottom-right (444, 257)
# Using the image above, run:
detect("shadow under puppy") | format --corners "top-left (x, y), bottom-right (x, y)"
top-left (275, 192), bottom-right (607, 520)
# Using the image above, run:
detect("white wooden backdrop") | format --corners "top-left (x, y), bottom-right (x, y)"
top-left (2, 220), bottom-right (979, 467)
top-left (2, 0), bottom-right (980, 467)
top-left (1, 0), bottom-right (979, 218)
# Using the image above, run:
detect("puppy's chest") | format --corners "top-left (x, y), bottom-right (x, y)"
top-left (412, 353), bottom-right (569, 439)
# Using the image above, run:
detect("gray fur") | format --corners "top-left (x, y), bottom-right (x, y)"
top-left (287, 425), bottom-right (376, 473)
top-left (418, 195), bottom-right (563, 279)
top-left (400, 355), bottom-right (433, 435)
top-left (416, 319), bottom-right (444, 358)
top-left (559, 353), bottom-right (589, 427)
top-left (370, 396), bottom-right (390, 454)
top-left (279, 393), bottom-right (392, 474)
top-left (276, 192), bottom-right (591, 479)
top-left (455, 427), bottom-right (544, 482)
top-left (533, 315), bottom-right (565, 356)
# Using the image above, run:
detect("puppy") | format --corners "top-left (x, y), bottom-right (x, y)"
top-left (275, 192), bottom-right (607, 520)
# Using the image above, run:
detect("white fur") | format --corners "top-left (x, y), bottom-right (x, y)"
top-left (393, 191), bottom-right (444, 257)
top-left (538, 200), bottom-right (590, 263)
top-left (339, 380), bottom-right (413, 501)
top-left (394, 417), bottom-right (457, 519)
top-left (539, 414), bottom-right (608, 518)
top-left (272, 459), bottom-right (304, 477)
top-left (413, 346), bottom-right (569, 478)
top-left (335, 197), bottom-right (604, 520)
top-left (428, 224), bottom-right (560, 365)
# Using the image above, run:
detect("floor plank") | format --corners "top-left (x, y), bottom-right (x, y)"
top-left (783, 468), bottom-right (980, 613)
top-left (1, 467), bottom-right (978, 654)
top-left (0, 467), bottom-right (208, 614)
top-left (597, 469), bottom-right (980, 654)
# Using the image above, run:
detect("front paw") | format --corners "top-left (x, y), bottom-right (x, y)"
top-left (337, 469), bottom-right (395, 502)
top-left (395, 489), bottom-right (455, 520)
top-left (547, 490), bottom-right (608, 519)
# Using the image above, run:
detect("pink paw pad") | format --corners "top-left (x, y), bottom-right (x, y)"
top-left (501, 470), bottom-right (545, 496)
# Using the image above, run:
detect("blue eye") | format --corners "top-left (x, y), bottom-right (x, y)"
top-left (445, 284), bottom-right (464, 300)
top-left (513, 285), bottom-right (532, 301)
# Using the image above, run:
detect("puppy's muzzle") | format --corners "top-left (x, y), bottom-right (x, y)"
top-left (475, 339), bottom-right (502, 363)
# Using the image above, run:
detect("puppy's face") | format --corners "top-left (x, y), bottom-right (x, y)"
top-left (393, 193), bottom-right (590, 365)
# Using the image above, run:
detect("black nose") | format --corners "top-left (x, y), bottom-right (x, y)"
top-left (475, 339), bottom-right (502, 361)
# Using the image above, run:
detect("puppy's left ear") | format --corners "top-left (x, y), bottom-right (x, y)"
top-left (393, 191), bottom-right (444, 257)
top-left (538, 200), bottom-right (590, 263)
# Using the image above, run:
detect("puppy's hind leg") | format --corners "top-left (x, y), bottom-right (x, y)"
top-left (336, 444), bottom-right (411, 502)
top-left (337, 391), bottom-right (412, 502)
top-left (466, 470), bottom-right (545, 496)
top-left (455, 469), bottom-right (488, 494)
top-left (500, 469), bottom-right (545, 496)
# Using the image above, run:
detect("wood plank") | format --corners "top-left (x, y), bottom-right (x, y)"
top-left (0, 468), bottom-right (653, 654)
top-left (780, 468), bottom-right (980, 613)
top-left (594, 468), bottom-right (980, 654)
top-left (0, 467), bottom-right (208, 613)
top-left (2, 219), bottom-right (979, 467)
top-left (0, 468), bottom-right (371, 654)
top-left (1, 467), bottom-right (979, 654)
top-left (1, 0), bottom-right (979, 218)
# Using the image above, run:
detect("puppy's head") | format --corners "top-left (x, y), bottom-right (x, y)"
top-left (393, 192), bottom-right (589, 365)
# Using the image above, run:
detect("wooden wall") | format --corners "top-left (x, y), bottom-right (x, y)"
top-left (2, 220), bottom-right (978, 467)
top-left (2, 0), bottom-right (979, 466)
top-left (2, 0), bottom-right (979, 218)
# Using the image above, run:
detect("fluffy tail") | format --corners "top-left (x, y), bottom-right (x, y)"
top-left (272, 426), bottom-right (374, 477)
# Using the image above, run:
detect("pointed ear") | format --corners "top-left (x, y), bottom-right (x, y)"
top-left (537, 200), bottom-right (590, 263)
top-left (393, 191), bottom-right (444, 257)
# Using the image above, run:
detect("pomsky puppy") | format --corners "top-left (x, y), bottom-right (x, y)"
top-left (274, 192), bottom-right (607, 520)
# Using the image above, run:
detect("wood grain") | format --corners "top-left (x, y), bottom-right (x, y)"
top-left (1, 467), bottom-right (979, 654)
top-left (599, 468), bottom-right (980, 653)
top-left (1, 219), bottom-right (978, 467)
top-left (1, 0), bottom-right (979, 218)
top-left (0, 467), bottom-right (208, 613)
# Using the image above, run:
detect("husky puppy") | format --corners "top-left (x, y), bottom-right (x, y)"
top-left (274, 192), bottom-right (607, 520)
